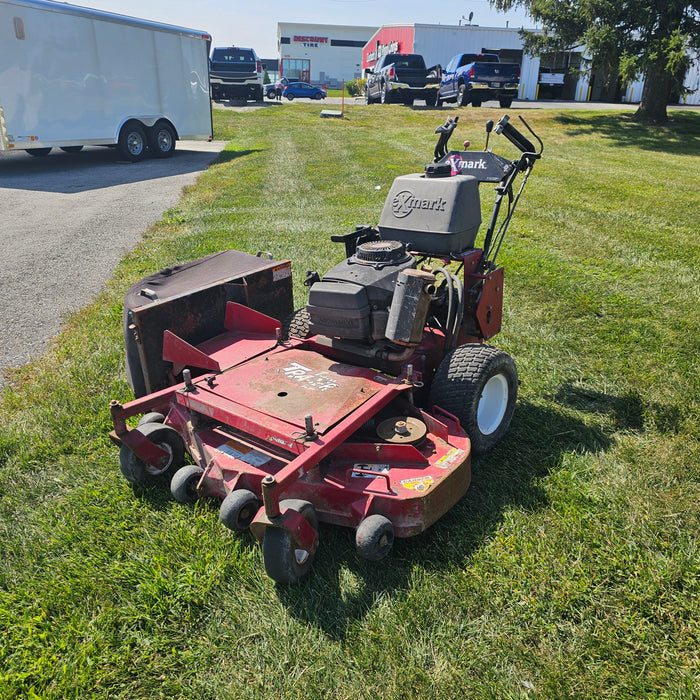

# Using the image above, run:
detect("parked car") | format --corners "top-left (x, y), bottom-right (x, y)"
top-left (265, 77), bottom-right (289, 99)
top-left (283, 82), bottom-right (327, 100)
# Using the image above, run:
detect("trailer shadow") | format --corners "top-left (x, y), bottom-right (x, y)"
top-left (276, 395), bottom-right (614, 640)
top-left (0, 141), bottom-right (226, 194)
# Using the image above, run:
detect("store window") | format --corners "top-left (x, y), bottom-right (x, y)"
top-left (282, 58), bottom-right (310, 82)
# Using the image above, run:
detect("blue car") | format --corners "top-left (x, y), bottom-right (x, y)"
top-left (283, 82), bottom-right (326, 100)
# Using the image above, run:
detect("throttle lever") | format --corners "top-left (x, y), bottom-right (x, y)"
top-left (495, 114), bottom-right (536, 154)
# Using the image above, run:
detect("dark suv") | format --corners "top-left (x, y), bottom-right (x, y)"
top-left (209, 47), bottom-right (263, 102)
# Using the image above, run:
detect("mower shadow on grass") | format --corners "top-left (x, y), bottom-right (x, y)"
top-left (274, 398), bottom-right (614, 639)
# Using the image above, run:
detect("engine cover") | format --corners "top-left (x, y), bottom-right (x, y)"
top-left (307, 241), bottom-right (415, 342)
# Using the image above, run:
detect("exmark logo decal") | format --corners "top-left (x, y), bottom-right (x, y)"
top-left (391, 190), bottom-right (448, 219)
top-left (280, 361), bottom-right (339, 392)
top-left (447, 154), bottom-right (489, 175)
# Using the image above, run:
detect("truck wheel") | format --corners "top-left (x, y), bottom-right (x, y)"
top-left (170, 464), bottom-right (204, 503)
top-left (148, 122), bottom-right (176, 158)
top-left (365, 88), bottom-right (372, 104)
top-left (430, 344), bottom-right (518, 455)
top-left (499, 97), bottom-right (513, 109)
top-left (381, 84), bottom-right (392, 104)
top-left (356, 515), bottom-right (394, 561)
top-left (281, 307), bottom-right (311, 340)
top-left (471, 98), bottom-right (482, 107)
top-left (118, 423), bottom-right (186, 486)
top-left (27, 148), bottom-right (52, 157)
top-left (117, 122), bottom-right (148, 162)
top-left (433, 92), bottom-right (442, 108)
top-left (266, 87), bottom-right (276, 99)
top-left (262, 500), bottom-right (318, 584)
top-left (458, 84), bottom-right (469, 107)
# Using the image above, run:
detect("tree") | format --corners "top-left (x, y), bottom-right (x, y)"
top-left (490, 0), bottom-right (700, 123)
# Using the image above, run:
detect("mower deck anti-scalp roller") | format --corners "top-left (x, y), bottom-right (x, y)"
top-left (110, 115), bottom-right (543, 584)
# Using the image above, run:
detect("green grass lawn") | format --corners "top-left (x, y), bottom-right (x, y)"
top-left (1, 103), bottom-right (698, 699)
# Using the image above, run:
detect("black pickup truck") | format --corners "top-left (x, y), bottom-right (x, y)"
top-left (209, 46), bottom-right (264, 102)
top-left (364, 53), bottom-right (441, 105)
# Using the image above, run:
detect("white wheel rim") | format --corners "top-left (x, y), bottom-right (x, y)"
top-left (294, 548), bottom-right (310, 566)
top-left (477, 373), bottom-right (509, 435)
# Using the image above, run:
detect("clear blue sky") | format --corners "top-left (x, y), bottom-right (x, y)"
top-left (84, 0), bottom-right (535, 57)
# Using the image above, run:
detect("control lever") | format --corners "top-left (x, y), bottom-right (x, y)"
top-left (495, 114), bottom-right (536, 154)
top-left (484, 119), bottom-right (494, 151)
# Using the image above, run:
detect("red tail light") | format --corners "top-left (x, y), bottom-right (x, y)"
top-left (467, 67), bottom-right (476, 79)
top-left (388, 66), bottom-right (395, 79)
top-left (517, 67), bottom-right (521, 80)
top-left (256, 60), bottom-right (262, 73)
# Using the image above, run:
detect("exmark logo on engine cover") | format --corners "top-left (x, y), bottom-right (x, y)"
top-left (391, 190), bottom-right (448, 219)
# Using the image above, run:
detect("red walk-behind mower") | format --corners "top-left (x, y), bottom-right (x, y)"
top-left (109, 115), bottom-right (543, 583)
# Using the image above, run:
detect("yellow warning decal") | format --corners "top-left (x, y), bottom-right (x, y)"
top-left (400, 476), bottom-right (434, 492)
top-left (435, 447), bottom-right (461, 469)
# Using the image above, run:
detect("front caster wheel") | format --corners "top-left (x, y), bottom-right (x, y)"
top-left (356, 514), bottom-right (394, 561)
top-left (220, 489), bottom-right (259, 531)
top-left (170, 464), bottom-right (204, 503)
top-left (118, 423), bottom-right (185, 486)
top-left (262, 499), bottom-right (318, 584)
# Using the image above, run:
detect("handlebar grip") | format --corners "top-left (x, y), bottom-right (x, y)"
top-left (495, 115), bottom-right (536, 154)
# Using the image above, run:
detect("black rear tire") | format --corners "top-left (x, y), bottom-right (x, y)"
top-left (499, 97), bottom-right (513, 109)
top-left (27, 148), bottom-right (51, 157)
top-left (281, 307), bottom-right (311, 340)
top-left (430, 344), bottom-right (517, 455)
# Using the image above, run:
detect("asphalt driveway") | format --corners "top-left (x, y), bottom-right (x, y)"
top-left (0, 141), bottom-right (224, 388)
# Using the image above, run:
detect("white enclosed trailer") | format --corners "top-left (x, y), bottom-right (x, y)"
top-left (0, 0), bottom-right (212, 160)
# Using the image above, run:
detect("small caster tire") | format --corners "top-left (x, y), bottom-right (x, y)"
top-left (170, 464), bottom-right (204, 503)
top-left (118, 423), bottom-right (185, 486)
top-left (219, 489), bottom-right (259, 531)
top-left (137, 412), bottom-right (165, 426)
top-left (356, 514), bottom-right (394, 561)
top-left (263, 499), bottom-right (318, 584)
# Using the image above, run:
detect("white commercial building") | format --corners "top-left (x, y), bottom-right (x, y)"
top-left (277, 22), bottom-right (377, 87)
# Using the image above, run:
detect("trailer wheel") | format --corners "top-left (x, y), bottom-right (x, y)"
top-left (262, 500), bottom-right (318, 584)
top-left (148, 122), bottom-right (176, 158)
top-left (356, 515), bottom-right (394, 561)
top-left (118, 423), bottom-right (185, 486)
top-left (60, 146), bottom-right (83, 153)
top-left (220, 489), bottom-right (259, 531)
top-left (430, 344), bottom-right (517, 455)
top-left (27, 148), bottom-right (52, 157)
top-left (170, 464), bottom-right (204, 503)
top-left (499, 97), bottom-right (513, 109)
top-left (281, 307), bottom-right (310, 340)
top-left (117, 122), bottom-right (148, 162)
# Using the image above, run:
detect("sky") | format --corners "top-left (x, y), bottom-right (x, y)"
top-left (83, 0), bottom-right (536, 58)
